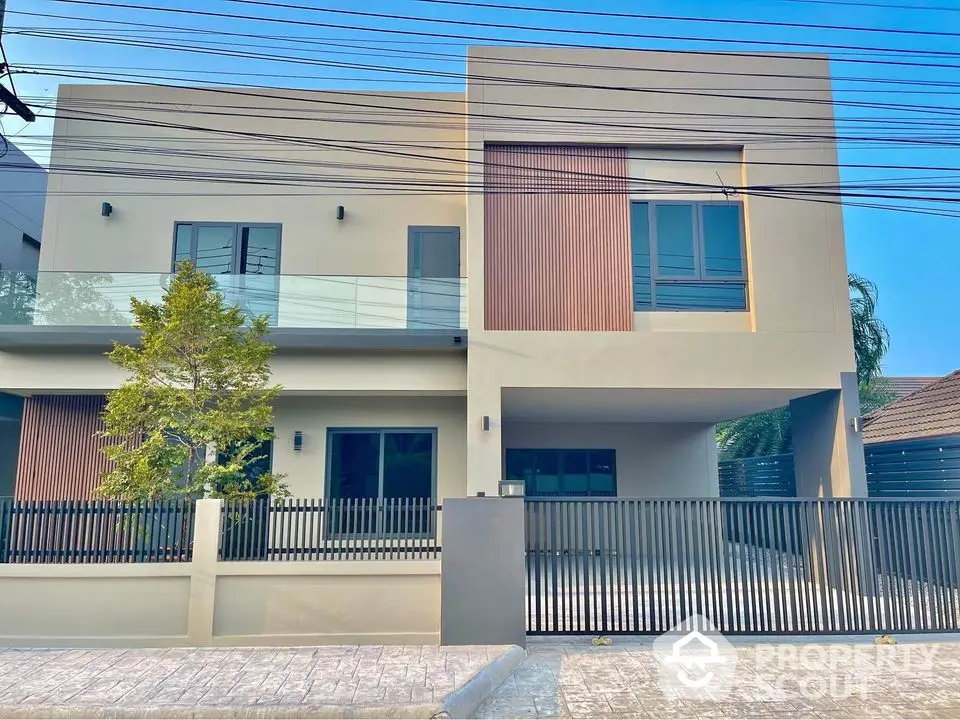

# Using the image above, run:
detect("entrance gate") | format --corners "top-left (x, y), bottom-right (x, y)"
top-left (524, 498), bottom-right (960, 635)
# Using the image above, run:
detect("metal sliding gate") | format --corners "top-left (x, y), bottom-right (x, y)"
top-left (525, 498), bottom-right (960, 635)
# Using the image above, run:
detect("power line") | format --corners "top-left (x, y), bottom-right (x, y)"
top-left (41, 0), bottom-right (960, 72)
top-left (404, 0), bottom-right (960, 37)
top-left (31, 71), bottom-right (960, 152)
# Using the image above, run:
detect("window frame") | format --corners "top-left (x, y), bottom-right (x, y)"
top-left (171, 222), bottom-right (283, 275)
top-left (324, 427), bottom-right (439, 539)
top-left (324, 427), bottom-right (439, 503)
top-left (504, 448), bottom-right (618, 498)
top-left (635, 200), bottom-right (748, 312)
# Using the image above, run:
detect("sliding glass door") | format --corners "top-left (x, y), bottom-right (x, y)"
top-left (326, 428), bottom-right (436, 536)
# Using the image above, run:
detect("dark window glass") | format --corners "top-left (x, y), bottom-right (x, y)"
top-left (655, 282), bottom-right (747, 311)
top-left (702, 205), bottom-right (744, 278)
top-left (174, 224), bottom-right (193, 265)
top-left (328, 432), bottom-right (380, 500)
top-left (382, 431), bottom-right (433, 500)
top-left (326, 429), bottom-right (437, 536)
top-left (194, 225), bottom-right (236, 275)
top-left (630, 202), bottom-right (652, 309)
top-left (655, 204), bottom-right (696, 277)
top-left (561, 451), bottom-right (589, 495)
top-left (172, 223), bottom-right (281, 276)
top-left (240, 226), bottom-right (280, 275)
top-left (505, 449), bottom-right (535, 482)
top-left (534, 450), bottom-right (561, 495)
top-left (505, 448), bottom-right (617, 497)
top-left (589, 450), bottom-right (617, 495)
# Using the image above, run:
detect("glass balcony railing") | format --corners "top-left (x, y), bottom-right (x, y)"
top-left (0, 272), bottom-right (467, 330)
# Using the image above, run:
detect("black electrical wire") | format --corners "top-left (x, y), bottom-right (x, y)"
top-left (12, 8), bottom-right (960, 91)
top-left (41, 0), bottom-right (960, 72)
top-left (30, 70), bottom-right (960, 153)
top-left (404, 0), bottom-right (960, 38)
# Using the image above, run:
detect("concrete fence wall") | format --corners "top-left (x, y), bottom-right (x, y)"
top-left (0, 500), bottom-right (441, 647)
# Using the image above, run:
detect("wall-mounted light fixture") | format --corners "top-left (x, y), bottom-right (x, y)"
top-left (336, 205), bottom-right (345, 221)
top-left (499, 480), bottom-right (525, 498)
top-left (101, 202), bottom-right (113, 217)
top-left (850, 416), bottom-right (863, 433)
top-left (293, 430), bottom-right (303, 451)
top-left (481, 415), bottom-right (491, 432)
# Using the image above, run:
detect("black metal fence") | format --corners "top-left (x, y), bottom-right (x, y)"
top-left (719, 453), bottom-right (797, 497)
top-left (218, 497), bottom-right (442, 561)
top-left (0, 498), bottom-right (195, 563)
top-left (525, 498), bottom-right (960, 635)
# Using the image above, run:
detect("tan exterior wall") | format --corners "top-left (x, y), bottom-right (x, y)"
top-left (0, 351), bottom-right (466, 394)
top-left (41, 86), bottom-right (466, 276)
top-left (502, 422), bottom-right (719, 498)
top-left (466, 48), bottom-right (857, 494)
top-left (273, 395), bottom-right (467, 502)
top-left (0, 501), bottom-right (441, 647)
top-left (5, 394), bottom-right (466, 501)
top-left (213, 563), bottom-right (439, 645)
top-left (0, 565), bottom-right (191, 646)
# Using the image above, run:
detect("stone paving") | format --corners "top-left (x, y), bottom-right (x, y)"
top-left (0, 645), bottom-right (508, 713)
top-left (477, 636), bottom-right (960, 719)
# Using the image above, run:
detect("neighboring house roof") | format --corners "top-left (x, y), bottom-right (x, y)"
top-left (863, 370), bottom-right (960, 444)
top-left (882, 376), bottom-right (941, 400)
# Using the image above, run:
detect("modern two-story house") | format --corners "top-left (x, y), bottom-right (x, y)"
top-left (0, 48), bottom-right (866, 505)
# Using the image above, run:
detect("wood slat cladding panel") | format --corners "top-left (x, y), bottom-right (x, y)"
top-left (15, 395), bottom-right (111, 500)
top-left (484, 145), bottom-right (633, 331)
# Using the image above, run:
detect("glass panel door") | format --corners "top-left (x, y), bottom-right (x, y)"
top-left (382, 431), bottom-right (434, 535)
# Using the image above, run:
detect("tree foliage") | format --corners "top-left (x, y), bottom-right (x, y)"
top-left (717, 273), bottom-right (895, 460)
top-left (97, 262), bottom-right (287, 500)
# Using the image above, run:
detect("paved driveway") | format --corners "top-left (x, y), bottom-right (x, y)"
top-left (476, 636), bottom-right (960, 718)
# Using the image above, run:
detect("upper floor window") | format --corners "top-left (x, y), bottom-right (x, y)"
top-left (173, 223), bottom-right (281, 275)
top-left (631, 201), bottom-right (747, 311)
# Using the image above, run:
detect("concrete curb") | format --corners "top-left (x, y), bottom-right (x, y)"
top-left (435, 645), bottom-right (526, 719)
top-left (0, 646), bottom-right (527, 720)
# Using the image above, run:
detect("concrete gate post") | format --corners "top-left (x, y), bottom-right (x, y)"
top-left (440, 496), bottom-right (526, 647)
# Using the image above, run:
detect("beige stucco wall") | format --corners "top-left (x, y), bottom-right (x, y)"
top-left (40, 86), bottom-right (466, 276)
top-left (465, 48), bottom-right (857, 494)
top-left (273, 395), bottom-right (467, 501)
top-left (502, 422), bottom-right (719, 498)
top-left (0, 565), bottom-right (191, 647)
top-left (213, 562), bottom-right (439, 645)
top-left (0, 350), bottom-right (466, 395)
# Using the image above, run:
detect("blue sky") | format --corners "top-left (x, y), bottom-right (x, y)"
top-left (2, 0), bottom-right (959, 375)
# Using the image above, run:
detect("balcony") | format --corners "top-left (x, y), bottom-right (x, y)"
top-left (0, 272), bottom-right (467, 350)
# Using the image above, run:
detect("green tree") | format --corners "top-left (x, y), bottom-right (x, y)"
top-left (97, 262), bottom-right (287, 500)
top-left (717, 273), bottom-right (895, 460)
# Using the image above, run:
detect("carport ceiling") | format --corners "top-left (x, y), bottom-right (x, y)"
top-left (501, 387), bottom-right (827, 424)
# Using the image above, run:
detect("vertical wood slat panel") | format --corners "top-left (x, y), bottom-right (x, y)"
top-left (14, 395), bottom-right (111, 500)
top-left (484, 145), bottom-right (633, 331)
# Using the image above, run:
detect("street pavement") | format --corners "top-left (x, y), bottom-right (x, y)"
top-left (476, 635), bottom-right (960, 718)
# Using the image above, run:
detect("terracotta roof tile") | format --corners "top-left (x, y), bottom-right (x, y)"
top-left (863, 369), bottom-right (960, 444)
top-left (881, 376), bottom-right (941, 399)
